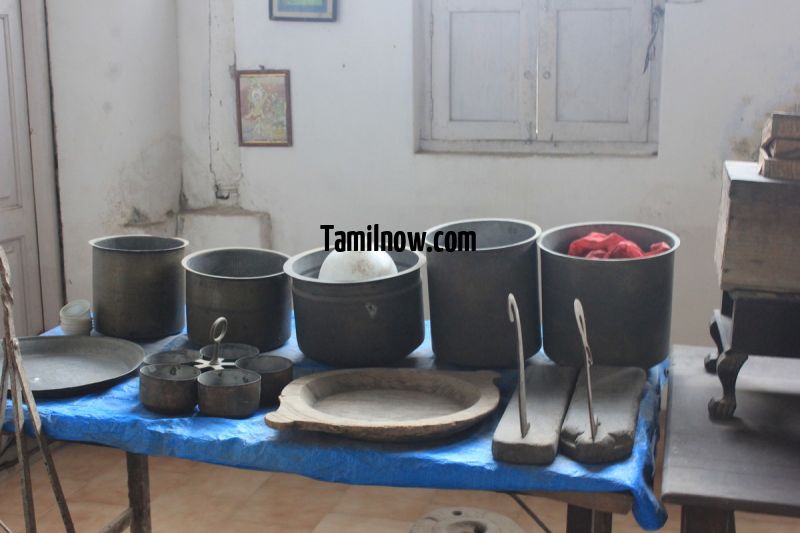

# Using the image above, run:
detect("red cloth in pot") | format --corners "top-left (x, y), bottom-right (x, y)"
top-left (568, 232), bottom-right (670, 260)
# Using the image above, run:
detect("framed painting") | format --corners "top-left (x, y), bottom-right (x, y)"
top-left (269, 0), bottom-right (337, 22)
top-left (236, 70), bottom-right (292, 147)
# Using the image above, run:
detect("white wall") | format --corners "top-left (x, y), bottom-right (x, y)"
top-left (49, 0), bottom-right (800, 345)
top-left (232, 0), bottom-right (800, 344)
top-left (48, 0), bottom-right (181, 301)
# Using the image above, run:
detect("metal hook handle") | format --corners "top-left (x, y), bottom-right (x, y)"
top-left (573, 299), bottom-right (598, 442)
top-left (209, 317), bottom-right (228, 366)
top-left (508, 294), bottom-right (530, 438)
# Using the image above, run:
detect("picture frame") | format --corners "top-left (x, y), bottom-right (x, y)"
top-left (269, 0), bottom-right (337, 22)
top-left (236, 70), bottom-right (293, 147)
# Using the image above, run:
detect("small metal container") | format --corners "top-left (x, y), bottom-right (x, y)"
top-left (424, 219), bottom-right (542, 368)
top-left (199, 343), bottom-right (259, 362)
top-left (91, 235), bottom-right (188, 339)
top-left (139, 364), bottom-right (200, 415)
top-left (235, 355), bottom-right (293, 406)
top-left (539, 222), bottom-right (679, 368)
top-left (143, 350), bottom-right (198, 366)
top-left (183, 248), bottom-right (291, 351)
top-left (197, 369), bottom-right (261, 419)
top-left (284, 248), bottom-right (426, 367)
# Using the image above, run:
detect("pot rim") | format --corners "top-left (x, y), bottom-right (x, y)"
top-left (538, 221), bottom-right (681, 262)
top-left (235, 354), bottom-right (294, 373)
top-left (284, 247), bottom-right (426, 285)
top-left (139, 364), bottom-right (201, 381)
top-left (182, 246), bottom-right (290, 281)
top-left (197, 368), bottom-right (262, 388)
top-left (423, 218), bottom-right (542, 252)
top-left (90, 234), bottom-right (188, 253)
top-left (143, 350), bottom-right (200, 366)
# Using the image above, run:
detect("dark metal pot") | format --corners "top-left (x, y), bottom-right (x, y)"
top-left (182, 248), bottom-right (291, 352)
top-left (424, 219), bottom-right (542, 368)
top-left (235, 355), bottom-right (293, 406)
top-left (539, 222), bottom-right (679, 368)
top-left (91, 235), bottom-right (188, 339)
top-left (284, 248), bottom-right (426, 367)
top-left (197, 368), bottom-right (261, 419)
top-left (139, 364), bottom-right (200, 415)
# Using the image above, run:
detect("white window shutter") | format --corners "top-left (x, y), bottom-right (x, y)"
top-left (537, 0), bottom-right (653, 143)
top-left (431, 0), bottom-right (536, 141)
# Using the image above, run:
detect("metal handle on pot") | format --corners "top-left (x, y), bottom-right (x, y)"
top-left (508, 293), bottom-right (530, 439)
top-left (573, 299), bottom-right (599, 442)
top-left (208, 317), bottom-right (228, 367)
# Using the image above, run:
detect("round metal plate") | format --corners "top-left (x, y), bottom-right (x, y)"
top-left (1, 336), bottom-right (145, 398)
top-left (411, 507), bottom-right (524, 533)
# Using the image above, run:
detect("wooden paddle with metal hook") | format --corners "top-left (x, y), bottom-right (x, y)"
top-left (573, 298), bottom-right (599, 442)
top-left (0, 246), bottom-right (74, 532)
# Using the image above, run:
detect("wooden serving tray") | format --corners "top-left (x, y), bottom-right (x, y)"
top-left (265, 368), bottom-right (500, 442)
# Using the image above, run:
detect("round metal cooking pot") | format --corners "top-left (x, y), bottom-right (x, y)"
top-left (235, 355), bottom-right (293, 406)
top-left (539, 222), bottom-right (679, 368)
top-left (284, 248), bottom-right (426, 367)
top-left (182, 248), bottom-right (291, 352)
top-left (197, 368), bottom-right (261, 419)
top-left (424, 218), bottom-right (542, 368)
top-left (91, 235), bottom-right (188, 339)
top-left (139, 364), bottom-right (200, 415)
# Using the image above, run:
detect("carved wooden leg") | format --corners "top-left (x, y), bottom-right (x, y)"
top-left (708, 351), bottom-right (748, 420)
top-left (705, 317), bottom-right (725, 373)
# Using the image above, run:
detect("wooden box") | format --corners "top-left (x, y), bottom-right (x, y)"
top-left (715, 161), bottom-right (800, 293)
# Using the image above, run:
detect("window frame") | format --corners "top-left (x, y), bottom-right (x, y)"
top-left (414, 0), bottom-right (665, 156)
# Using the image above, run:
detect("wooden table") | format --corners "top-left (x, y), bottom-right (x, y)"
top-left (662, 345), bottom-right (800, 532)
top-left (3, 322), bottom-right (667, 532)
top-left (86, 452), bottom-right (632, 533)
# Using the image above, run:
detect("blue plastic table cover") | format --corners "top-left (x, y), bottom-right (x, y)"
top-left (4, 320), bottom-right (668, 530)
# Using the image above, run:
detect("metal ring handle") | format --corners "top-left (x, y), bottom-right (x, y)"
top-left (209, 317), bottom-right (228, 344)
top-left (208, 317), bottom-right (228, 367)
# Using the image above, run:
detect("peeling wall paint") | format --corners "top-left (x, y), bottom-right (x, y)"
top-left (177, 0), bottom-right (242, 210)
top-left (48, 0), bottom-right (181, 300)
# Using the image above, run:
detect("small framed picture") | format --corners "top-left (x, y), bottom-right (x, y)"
top-left (269, 0), bottom-right (337, 22)
top-left (236, 70), bottom-right (292, 147)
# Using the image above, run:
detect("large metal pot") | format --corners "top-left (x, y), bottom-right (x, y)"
top-left (539, 222), bottom-right (679, 368)
top-left (91, 235), bottom-right (188, 339)
top-left (182, 247), bottom-right (291, 352)
top-left (284, 248), bottom-right (426, 367)
top-left (424, 218), bottom-right (542, 368)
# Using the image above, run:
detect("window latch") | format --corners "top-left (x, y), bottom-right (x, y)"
top-left (642, 6), bottom-right (665, 74)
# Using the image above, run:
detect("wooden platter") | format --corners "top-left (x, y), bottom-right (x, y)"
top-left (265, 368), bottom-right (500, 442)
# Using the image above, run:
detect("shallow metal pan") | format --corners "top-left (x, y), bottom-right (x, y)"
top-left (1, 336), bottom-right (145, 398)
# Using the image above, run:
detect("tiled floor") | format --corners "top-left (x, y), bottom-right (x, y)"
top-left (1, 442), bottom-right (799, 532)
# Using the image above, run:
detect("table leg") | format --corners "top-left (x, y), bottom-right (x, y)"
top-left (708, 350), bottom-right (748, 420)
top-left (680, 505), bottom-right (735, 533)
top-left (126, 452), bottom-right (151, 533)
top-left (566, 504), bottom-right (612, 533)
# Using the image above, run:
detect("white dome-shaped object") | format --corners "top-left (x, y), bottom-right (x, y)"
top-left (318, 251), bottom-right (398, 282)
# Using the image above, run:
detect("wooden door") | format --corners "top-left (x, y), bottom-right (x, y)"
top-left (0, 0), bottom-right (44, 336)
